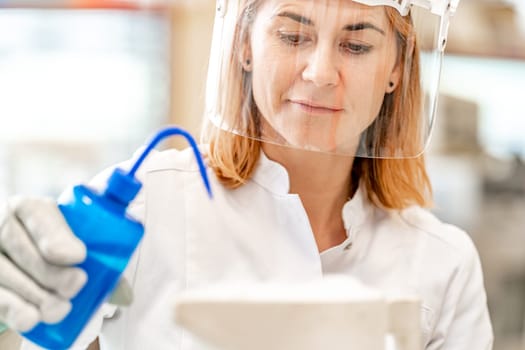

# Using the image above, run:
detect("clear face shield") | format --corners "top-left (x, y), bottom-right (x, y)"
top-left (205, 0), bottom-right (459, 158)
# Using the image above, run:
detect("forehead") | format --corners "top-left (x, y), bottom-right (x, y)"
top-left (257, 0), bottom-right (388, 23)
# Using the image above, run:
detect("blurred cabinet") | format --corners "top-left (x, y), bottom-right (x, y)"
top-left (168, 1), bottom-right (215, 148)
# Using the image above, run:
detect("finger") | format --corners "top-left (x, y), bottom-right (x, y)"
top-left (0, 288), bottom-right (39, 332)
top-left (11, 197), bottom-right (86, 265)
top-left (0, 254), bottom-right (72, 324)
top-left (108, 278), bottom-right (133, 306)
top-left (0, 252), bottom-right (51, 305)
top-left (0, 218), bottom-right (87, 299)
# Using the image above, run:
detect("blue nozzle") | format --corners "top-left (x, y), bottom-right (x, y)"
top-left (127, 126), bottom-right (213, 198)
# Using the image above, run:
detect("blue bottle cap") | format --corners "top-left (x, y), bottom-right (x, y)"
top-left (105, 168), bottom-right (142, 207)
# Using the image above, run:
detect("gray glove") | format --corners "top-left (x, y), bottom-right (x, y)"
top-left (0, 197), bottom-right (88, 332)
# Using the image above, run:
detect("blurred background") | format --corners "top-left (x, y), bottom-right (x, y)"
top-left (0, 0), bottom-right (523, 349)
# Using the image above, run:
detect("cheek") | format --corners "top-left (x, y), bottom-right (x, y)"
top-left (345, 67), bottom-right (385, 114)
top-left (252, 46), bottom-right (298, 112)
top-left (344, 55), bottom-right (393, 117)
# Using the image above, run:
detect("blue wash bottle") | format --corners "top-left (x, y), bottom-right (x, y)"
top-left (22, 126), bottom-right (212, 349)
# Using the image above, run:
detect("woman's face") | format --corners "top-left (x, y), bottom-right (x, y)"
top-left (247, 0), bottom-right (401, 153)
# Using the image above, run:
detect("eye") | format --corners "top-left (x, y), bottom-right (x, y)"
top-left (340, 42), bottom-right (372, 55)
top-left (278, 32), bottom-right (311, 47)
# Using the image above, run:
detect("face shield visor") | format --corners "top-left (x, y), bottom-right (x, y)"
top-left (204, 0), bottom-right (459, 158)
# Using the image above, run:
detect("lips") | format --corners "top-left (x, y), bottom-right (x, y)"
top-left (289, 100), bottom-right (344, 114)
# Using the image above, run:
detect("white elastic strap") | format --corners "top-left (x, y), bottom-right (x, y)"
top-left (216, 0), bottom-right (459, 18)
top-left (437, 7), bottom-right (451, 51)
top-left (353, 0), bottom-right (459, 17)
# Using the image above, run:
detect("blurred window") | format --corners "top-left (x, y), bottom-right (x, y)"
top-left (0, 7), bottom-right (171, 198)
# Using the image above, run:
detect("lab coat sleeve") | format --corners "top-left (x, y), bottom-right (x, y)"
top-left (427, 236), bottom-right (494, 350)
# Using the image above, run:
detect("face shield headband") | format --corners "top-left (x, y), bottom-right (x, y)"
top-left (204, 0), bottom-right (460, 158)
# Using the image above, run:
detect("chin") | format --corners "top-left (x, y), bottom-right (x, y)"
top-left (285, 134), bottom-right (360, 155)
top-left (281, 136), bottom-right (338, 154)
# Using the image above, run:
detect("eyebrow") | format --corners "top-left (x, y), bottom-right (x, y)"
top-left (276, 11), bottom-right (385, 35)
top-left (277, 11), bottom-right (314, 26)
top-left (343, 22), bottom-right (385, 35)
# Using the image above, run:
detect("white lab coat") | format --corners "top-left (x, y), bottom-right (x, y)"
top-left (22, 148), bottom-right (493, 350)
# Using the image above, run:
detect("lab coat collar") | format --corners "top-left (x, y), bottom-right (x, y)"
top-left (341, 186), bottom-right (371, 238)
top-left (252, 150), bottom-right (372, 239)
top-left (251, 150), bottom-right (291, 195)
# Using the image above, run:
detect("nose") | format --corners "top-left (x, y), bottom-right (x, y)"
top-left (301, 43), bottom-right (340, 87)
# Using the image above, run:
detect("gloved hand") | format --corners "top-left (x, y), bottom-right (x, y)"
top-left (0, 197), bottom-right (88, 333)
top-left (0, 196), bottom-right (134, 335)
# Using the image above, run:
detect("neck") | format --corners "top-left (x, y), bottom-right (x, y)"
top-left (262, 143), bottom-right (355, 252)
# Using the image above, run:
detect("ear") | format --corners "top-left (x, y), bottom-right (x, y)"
top-left (386, 62), bottom-right (402, 94)
top-left (239, 43), bottom-right (253, 72)
top-left (386, 33), bottom-right (415, 94)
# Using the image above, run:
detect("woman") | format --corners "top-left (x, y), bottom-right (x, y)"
top-left (1, 0), bottom-right (493, 349)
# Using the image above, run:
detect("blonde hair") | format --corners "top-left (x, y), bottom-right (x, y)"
top-left (203, 1), bottom-right (432, 209)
